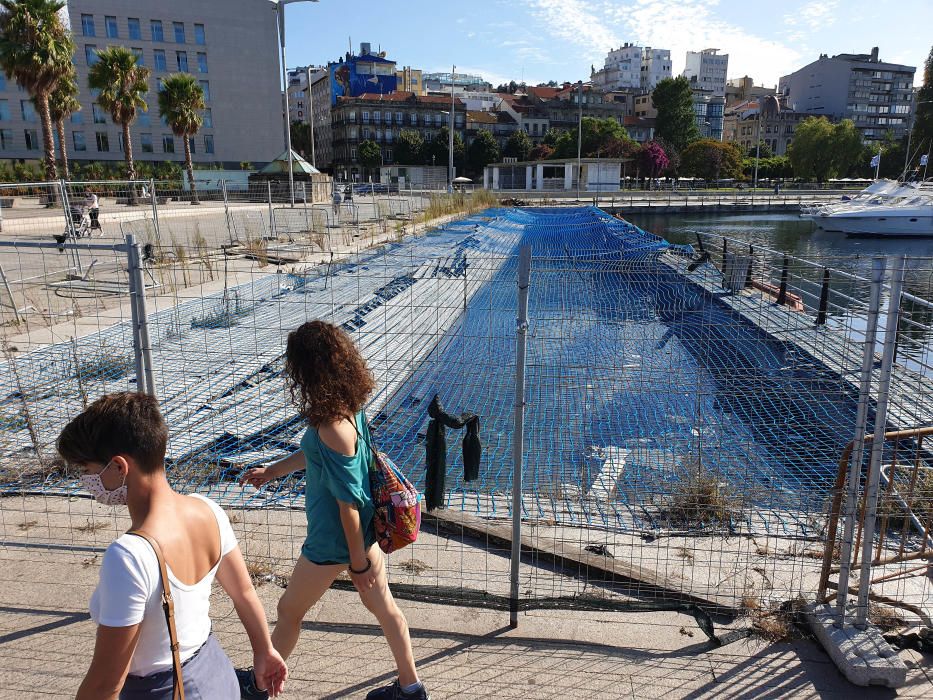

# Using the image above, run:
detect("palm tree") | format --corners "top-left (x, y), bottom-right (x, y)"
top-left (47, 65), bottom-right (80, 179)
top-left (0, 0), bottom-right (74, 182)
top-left (157, 73), bottom-right (204, 204)
top-left (88, 46), bottom-right (151, 203)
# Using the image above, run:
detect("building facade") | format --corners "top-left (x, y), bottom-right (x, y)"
top-left (684, 48), bottom-right (729, 97)
top-left (0, 0), bottom-right (284, 166)
top-left (422, 72), bottom-right (491, 94)
top-left (691, 91), bottom-right (725, 140)
top-left (723, 95), bottom-right (810, 156)
top-left (396, 66), bottom-right (424, 96)
top-left (778, 47), bottom-right (915, 142)
top-left (330, 92), bottom-right (466, 181)
top-left (591, 44), bottom-right (672, 93)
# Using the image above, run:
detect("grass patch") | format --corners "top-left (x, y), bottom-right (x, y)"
top-left (74, 342), bottom-right (134, 382)
top-left (396, 559), bottom-right (431, 574)
top-left (749, 597), bottom-right (807, 643)
top-left (416, 189), bottom-right (499, 224)
top-left (190, 291), bottom-right (251, 329)
top-left (869, 603), bottom-right (906, 632)
top-left (664, 455), bottom-right (741, 528)
top-left (245, 558), bottom-right (274, 587)
top-left (878, 464), bottom-right (933, 533)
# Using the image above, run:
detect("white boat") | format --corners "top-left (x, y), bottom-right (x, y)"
top-left (810, 182), bottom-right (933, 237)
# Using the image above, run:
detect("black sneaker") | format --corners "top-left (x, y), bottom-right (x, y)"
top-left (366, 679), bottom-right (430, 700)
top-left (235, 667), bottom-right (269, 700)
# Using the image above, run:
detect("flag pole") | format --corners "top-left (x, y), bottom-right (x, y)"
top-left (923, 146), bottom-right (930, 180)
top-left (874, 144), bottom-right (881, 180)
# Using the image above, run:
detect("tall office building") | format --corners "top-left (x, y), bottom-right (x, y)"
top-left (0, 0), bottom-right (283, 166)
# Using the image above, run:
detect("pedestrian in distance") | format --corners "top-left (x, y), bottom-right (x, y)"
top-left (332, 188), bottom-right (342, 220)
top-left (237, 321), bottom-right (429, 700)
top-left (59, 392), bottom-right (287, 699)
top-left (85, 188), bottom-right (101, 233)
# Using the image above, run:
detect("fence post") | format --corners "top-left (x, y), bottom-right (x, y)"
top-left (125, 234), bottom-right (156, 398)
top-left (509, 245), bottom-right (532, 629)
top-left (815, 267), bottom-right (830, 325)
top-left (0, 262), bottom-right (21, 324)
top-left (267, 180), bottom-right (274, 237)
top-left (776, 255), bottom-right (789, 306)
top-left (830, 257), bottom-right (885, 624)
top-left (59, 179), bottom-right (84, 277)
top-left (854, 256), bottom-right (906, 628)
top-left (148, 179), bottom-right (162, 249)
top-left (221, 179), bottom-right (234, 245)
top-left (745, 244), bottom-right (754, 288)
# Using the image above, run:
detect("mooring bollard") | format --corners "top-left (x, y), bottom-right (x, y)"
top-left (776, 255), bottom-right (789, 306)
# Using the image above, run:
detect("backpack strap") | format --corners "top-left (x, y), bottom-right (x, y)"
top-left (128, 530), bottom-right (185, 700)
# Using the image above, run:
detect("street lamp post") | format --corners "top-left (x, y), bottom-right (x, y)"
top-left (306, 66), bottom-right (316, 169)
top-left (449, 65), bottom-right (456, 193)
top-left (273, 0), bottom-right (319, 207)
top-left (576, 80), bottom-right (583, 200)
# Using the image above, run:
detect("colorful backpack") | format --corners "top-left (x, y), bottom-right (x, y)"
top-left (360, 421), bottom-right (421, 553)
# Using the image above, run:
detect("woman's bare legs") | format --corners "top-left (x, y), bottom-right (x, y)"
top-left (355, 544), bottom-right (418, 687)
top-left (271, 556), bottom-right (344, 660)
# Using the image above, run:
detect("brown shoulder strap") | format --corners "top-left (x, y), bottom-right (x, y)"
top-left (128, 530), bottom-right (185, 700)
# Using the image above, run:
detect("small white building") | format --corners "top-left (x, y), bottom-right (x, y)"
top-left (483, 158), bottom-right (632, 192)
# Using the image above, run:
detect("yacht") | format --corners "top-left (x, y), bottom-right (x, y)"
top-left (804, 180), bottom-right (933, 237)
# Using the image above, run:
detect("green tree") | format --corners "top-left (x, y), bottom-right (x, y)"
top-left (543, 128), bottom-right (562, 147)
top-left (914, 45), bottom-right (933, 157)
top-left (681, 139), bottom-right (744, 181)
top-left (747, 140), bottom-right (773, 159)
top-left (580, 116), bottom-right (631, 157)
top-left (652, 77), bottom-right (700, 155)
top-left (550, 130), bottom-right (577, 159)
top-left (290, 120), bottom-right (312, 158)
top-left (357, 139), bottom-right (382, 176)
top-left (504, 129), bottom-right (532, 160)
top-left (395, 129), bottom-right (425, 164)
top-left (46, 65), bottom-right (80, 179)
top-left (89, 46), bottom-right (151, 201)
top-left (425, 126), bottom-right (465, 169)
top-left (787, 117), bottom-right (863, 181)
top-left (528, 143), bottom-right (554, 160)
top-left (158, 73), bottom-right (205, 203)
top-left (466, 129), bottom-right (500, 176)
top-left (0, 0), bottom-right (74, 182)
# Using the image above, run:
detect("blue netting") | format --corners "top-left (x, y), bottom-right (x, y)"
top-left (0, 207), bottom-right (867, 536)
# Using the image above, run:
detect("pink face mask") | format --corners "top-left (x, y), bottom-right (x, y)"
top-left (80, 462), bottom-right (127, 506)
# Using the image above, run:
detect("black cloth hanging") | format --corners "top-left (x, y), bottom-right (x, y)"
top-left (425, 395), bottom-right (482, 510)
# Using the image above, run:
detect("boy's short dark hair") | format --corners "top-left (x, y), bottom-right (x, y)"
top-left (57, 392), bottom-right (168, 473)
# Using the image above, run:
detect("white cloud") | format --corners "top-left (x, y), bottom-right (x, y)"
top-left (525, 0), bottom-right (620, 62)
top-left (784, 0), bottom-right (839, 30)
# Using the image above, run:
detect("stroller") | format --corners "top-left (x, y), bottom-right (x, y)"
top-left (53, 205), bottom-right (92, 250)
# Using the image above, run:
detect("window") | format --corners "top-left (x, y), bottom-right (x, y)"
top-left (24, 129), bottom-right (39, 150)
top-left (162, 134), bottom-right (174, 153)
top-left (132, 48), bottom-right (144, 65)
top-left (151, 20), bottom-right (164, 42)
top-left (81, 14), bottom-right (95, 37)
top-left (85, 45), bottom-right (99, 66)
top-left (351, 147), bottom-right (357, 160)
top-left (349, 126), bottom-right (358, 139)
top-left (203, 108), bottom-right (213, 128)
top-left (140, 132), bottom-right (153, 153)
top-left (0, 74), bottom-right (4, 91)
top-left (188, 137), bottom-right (196, 154)
top-left (138, 108), bottom-right (150, 127)
top-left (373, 112), bottom-right (380, 123)
top-left (118, 132), bottom-right (125, 153)
top-left (105, 16), bottom-right (118, 38)
top-left (154, 50), bottom-right (167, 72)
top-left (396, 112), bottom-right (403, 124)
top-left (95, 131), bottom-right (109, 152)
top-left (0, 129), bottom-right (12, 150)
top-left (0, 100), bottom-right (8, 121)
top-left (362, 111), bottom-right (370, 123)
top-left (384, 112), bottom-right (391, 125)
top-left (410, 113), bottom-right (417, 125)
top-left (71, 110), bottom-right (83, 124)
top-left (197, 52), bottom-right (208, 73)
top-left (204, 134), bottom-right (214, 154)
top-left (174, 22), bottom-right (185, 43)
top-left (194, 24), bottom-right (206, 45)
top-left (362, 127), bottom-right (370, 138)
top-left (386, 149), bottom-right (393, 162)
top-left (199, 81), bottom-right (210, 101)
top-left (176, 51), bottom-right (188, 72)
top-left (128, 18), bottom-right (141, 40)
top-left (92, 104), bottom-right (107, 124)
top-left (20, 100), bottom-right (36, 122)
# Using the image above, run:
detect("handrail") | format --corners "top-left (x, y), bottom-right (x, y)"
top-left (818, 425), bottom-right (933, 601)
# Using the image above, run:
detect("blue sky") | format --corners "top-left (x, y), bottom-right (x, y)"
top-left (282, 0), bottom-right (930, 89)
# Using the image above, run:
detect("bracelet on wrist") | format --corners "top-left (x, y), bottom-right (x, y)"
top-left (348, 557), bottom-right (371, 575)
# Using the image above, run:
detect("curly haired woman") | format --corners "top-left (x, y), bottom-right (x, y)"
top-left (237, 321), bottom-right (428, 700)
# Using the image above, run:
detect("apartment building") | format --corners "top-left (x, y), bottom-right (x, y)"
top-left (0, 0), bottom-right (283, 166)
top-left (778, 47), bottom-right (915, 142)
top-left (684, 48), bottom-right (729, 97)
